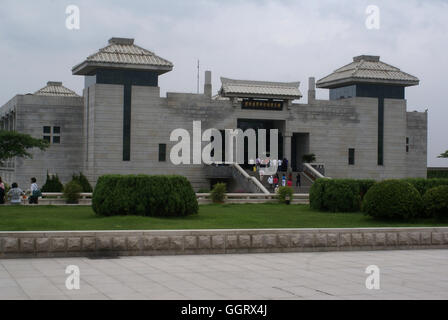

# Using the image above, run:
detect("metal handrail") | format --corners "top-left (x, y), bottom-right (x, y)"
top-left (303, 163), bottom-right (328, 180)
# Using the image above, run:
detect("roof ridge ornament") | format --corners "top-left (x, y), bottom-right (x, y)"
top-left (47, 81), bottom-right (63, 86)
top-left (108, 37), bottom-right (134, 45)
top-left (353, 55), bottom-right (380, 62)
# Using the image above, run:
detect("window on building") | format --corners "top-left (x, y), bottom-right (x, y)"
top-left (348, 148), bottom-right (355, 165)
top-left (159, 144), bottom-right (166, 162)
top-left (43, 126), bottom-right (61, 144)
top-left (406, 137), bottom-right (409, 153)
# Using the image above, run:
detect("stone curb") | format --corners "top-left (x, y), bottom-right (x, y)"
top-left (0, 227), bottom-right (447, 259)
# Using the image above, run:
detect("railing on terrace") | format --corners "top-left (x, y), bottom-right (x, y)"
top-left (197, 193), bottom-right (309, 204)
top-left (231, 163), bottom-right (270, 194)
top-left (30, 192), bottom-right (309, 205)
top-left (42, 193), bottom-right (92, 199)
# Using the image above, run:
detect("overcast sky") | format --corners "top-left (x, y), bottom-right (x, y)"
top-left (0, 0), bottom-right (447, 166)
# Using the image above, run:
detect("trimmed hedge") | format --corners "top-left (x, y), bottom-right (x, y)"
top-left (310, 178), bottom-right (375, 212)
top-left (362, 180), bottom-right (422, 219)
top-left (422, 186), bottom-right (448, 219)
top-left (427, 170), bottom-right (448, 179)
top-left (321, 179), bottom-right (361, 212)
top-left (92, 175), bottom-right (198, 217)
top-left (402, 178), bottom-right (448, 196)
top-left (309, 178), bottom-right (328, 211)
top-left (357, 179), bottom-right (376, 200)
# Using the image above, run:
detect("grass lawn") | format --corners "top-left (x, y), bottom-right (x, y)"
top-left (0, 204), bottom-right (447, 231)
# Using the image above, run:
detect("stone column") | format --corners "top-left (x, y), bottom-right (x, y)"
top-left (284, 133), bottom-right (292, 171)
top-left (204, 71), bottom-right (212, 98)
top-left (308, 77), bottom-right (316, 104)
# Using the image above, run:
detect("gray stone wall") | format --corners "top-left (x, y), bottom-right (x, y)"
top-left (0, 94), bottom-right (84, 189)
top-left (0, 96), bottom-right (19, 184)
top-left (406, 111), bottom-right (428, 178)
top-left (1, 81), bottom-right (427, 191)
top-left (84, 84), bottom-right (426, 189)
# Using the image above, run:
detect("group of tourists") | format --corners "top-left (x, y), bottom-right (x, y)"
top-left (252, 157), bottom-right (289, 172)
top-left (267, 172), bottom-right (301, 192)
top-left (0, 177), bottom-right (41, 205)
top-left (249, 157), bottom-right (304, 192)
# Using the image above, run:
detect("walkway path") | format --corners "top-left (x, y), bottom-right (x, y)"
top-left (0, 250), bottom-right (447, 300)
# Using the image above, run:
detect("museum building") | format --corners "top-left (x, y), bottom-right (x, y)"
top-left (0, 37), bottom-right (427, 191)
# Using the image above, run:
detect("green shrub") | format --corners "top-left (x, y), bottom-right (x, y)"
top-left (357, 179), bottom-right (376, 200)
top-left (210, 183), bottom-right (227, 204)
top-left (92, 175), bottom-right (198, 217)
top-left (277, 186), bottom-right (294, 204)
top-left (309, 178), bottom-right (329, 211)
top-left (310, 178), bottom-right (364, 212)
top-left (363, 180), bottom-right (423, 219)
top-left (322, 179), bottom-right (361, 212)
top-left (63, 181), bottom-right (83, 204)
top-left (422, 186), bottom-right (448, 219)
top-left (402, 178), bottom-right (448, 196)
top-left (71, 172), bottom-right (93, 192)
top-left (41, 173), bottom-right (63, 192)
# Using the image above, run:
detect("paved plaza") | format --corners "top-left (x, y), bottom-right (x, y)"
top-left (0, 249), bottom-right (447, 300)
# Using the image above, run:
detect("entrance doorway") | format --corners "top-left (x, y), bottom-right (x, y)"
top-left (236, 119), bottom-right (284, 169)
top-left (291, 133), bottom-right (310, 172)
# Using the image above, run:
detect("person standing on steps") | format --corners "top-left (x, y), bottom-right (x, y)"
top-left (296, 173), bottom-right (301, 187)
top-left (273, 175), bottom-right (279, 189)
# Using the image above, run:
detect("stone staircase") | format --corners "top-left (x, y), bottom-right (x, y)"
top-left (245, 169), bottom-right (312, 194)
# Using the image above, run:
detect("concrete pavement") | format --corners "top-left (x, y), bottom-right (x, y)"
top-left (0, 249), bottom-right (447, 300)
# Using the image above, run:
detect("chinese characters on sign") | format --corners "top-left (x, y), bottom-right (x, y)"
top-left (242, 99), bottom-right (283, 111)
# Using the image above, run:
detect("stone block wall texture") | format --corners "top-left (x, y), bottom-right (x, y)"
top-left (0, 94), bottom-right (84, 189)
top-left (0, 228), bottom-right (447, 259)
top-left (1, 84), bottom-right (428, 191)
top-left (81, 86), bottom-right (429, 189)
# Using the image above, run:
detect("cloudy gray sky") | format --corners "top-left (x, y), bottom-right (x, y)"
top-left (0, 0), bottom-right (447, 166)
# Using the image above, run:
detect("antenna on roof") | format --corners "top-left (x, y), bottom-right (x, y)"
top-left (197, 59), bottom-right (200, 94)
